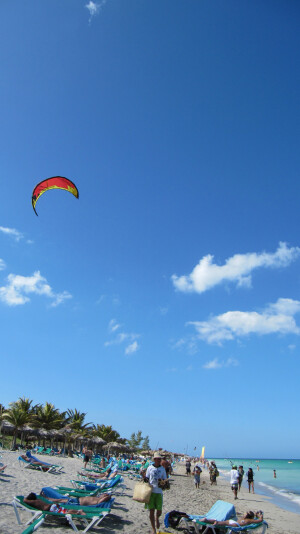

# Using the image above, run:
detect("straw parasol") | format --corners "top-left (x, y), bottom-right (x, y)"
top-left (103, 441), bottom-right (125, 454)
top-left (0, 421), bottom-right (15, 434)
top-left (90, 436), bottom-right (106, 446)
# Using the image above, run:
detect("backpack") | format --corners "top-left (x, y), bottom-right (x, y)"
top-left (164, 510), bottom-right (189, 528)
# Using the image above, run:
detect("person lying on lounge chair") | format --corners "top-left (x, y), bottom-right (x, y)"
top-left (24, 493), bottom-right (86, 515)
top-left (78, 467), bottom-right (118, 480)
top-left (202, 510), bottom-right (264, 528)
top-left (20, 455), bottom-right (51, 472)
top-left (40, 487), bottom-right (112, 506)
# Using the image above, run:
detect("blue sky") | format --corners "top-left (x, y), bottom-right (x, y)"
top-left (0, 0), bottom-right (299, 458)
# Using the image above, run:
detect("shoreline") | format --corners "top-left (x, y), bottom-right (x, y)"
top-left (218, 469), bottom-right (300, 516)
top-left (0, 452), bottom-right (300, 533)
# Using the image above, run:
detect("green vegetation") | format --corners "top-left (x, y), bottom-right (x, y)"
top-left (0, 397), bottom-right (150, 452)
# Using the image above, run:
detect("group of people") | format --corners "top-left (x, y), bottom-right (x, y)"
top-left (23, 450), bottom-right (120, 518)
top-left (230, 465), bottom-right (254, 499)
top-left (24, 488), bottom-right (112, 516)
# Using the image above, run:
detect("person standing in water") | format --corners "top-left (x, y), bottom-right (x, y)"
top-left (238, 465), bottom-right (244, 491)
top-left (247, 467), bottom-right (254, 493)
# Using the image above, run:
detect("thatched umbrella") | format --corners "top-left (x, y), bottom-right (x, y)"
top-left (87, 436), bottom-right (106, 454)
top-left (0, 421), bottom-right (15, 435)
top-left (103, 441), bottom-right (124, 455)
top-left (19, 425), bottom-right (37, 447)
top-left (61, 426), bottom-right (80, 456)
top-left (36, 428), bottom-right (51, 448)
top-left (0, 421), bottom-right (15, 447)
top-left (48, 429), bottom-right (64, 449)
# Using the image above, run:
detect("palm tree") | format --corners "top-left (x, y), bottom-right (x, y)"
top-left (65, 409), bottom-right (94, 453)
top-left (0, 403), bottom-right (5, 423)
top-left (32, 402), bottom-right (66, 430)
top-left (93, 424), bottom-right (122, 443)
top-left (15, 397), bottom-right (39, 414)
top-left (3, 404), bottom-right (31, 448)
top-left (66, 409), bottom-right (93, 432)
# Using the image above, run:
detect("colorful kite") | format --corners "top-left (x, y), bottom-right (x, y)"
top-left (32, 176), bottom-right (79, 215)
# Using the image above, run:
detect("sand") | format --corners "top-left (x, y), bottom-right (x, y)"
top-left (0, 451), bottom-right (299, 533)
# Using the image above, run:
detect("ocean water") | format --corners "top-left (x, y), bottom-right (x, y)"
top-left (207, 458), bottom-right (300, 515)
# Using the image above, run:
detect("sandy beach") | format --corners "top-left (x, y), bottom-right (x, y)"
top-left (0, 452), bottom-right (299, 533)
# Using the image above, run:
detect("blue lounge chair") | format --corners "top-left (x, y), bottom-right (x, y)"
top-left (179, 500), bottom-right (267, 534)
top-left (176, 500), bottom-right (237, 533)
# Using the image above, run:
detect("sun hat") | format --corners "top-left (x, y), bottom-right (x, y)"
top-left (153, 453), bottom-right (162, 459)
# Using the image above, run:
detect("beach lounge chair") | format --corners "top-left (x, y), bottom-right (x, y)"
top-left (69, 474), bottom-right (124, 493)
top-left (41, 447), bottom-right (53, 455)
top-left (223, 522), bottom-right (268, 533)
top-left (174, 500), bottom-right (237, 533)
top-left (39, 487), bottom-right (115, 509)
top-left (26, 451), bottom-right (63, 470)
top-left (18, 455), bottom-right (63, 474)
top-left (55, 475), bottom-right (125, 497)
top-left (34, 447), bottom-right (44, 454)
top-left (191, 519), bottom-right (268, 534)
top-left (12, 495), bottom-right (111, 533)
top-left (20, 515), bottom-right (45, 534)
top-left (178, 500), bottom-right (267, 534)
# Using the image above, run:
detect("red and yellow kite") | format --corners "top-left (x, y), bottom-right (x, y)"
top-left (32, 176), bottom-right (79, 215)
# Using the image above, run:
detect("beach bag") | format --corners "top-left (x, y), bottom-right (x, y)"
top-left (164, 510), bottom-right (189, 528)
top-left (132, 481), bottom-right (152, 503)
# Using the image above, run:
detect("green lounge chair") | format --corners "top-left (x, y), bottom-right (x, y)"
top-left (21, 515), bottom-right (45, 534)
top-left (12, 495), bottom-right (111, 533)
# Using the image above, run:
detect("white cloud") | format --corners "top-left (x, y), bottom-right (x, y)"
top-left (171, 337), bottom-right (198, 355)
top-left (105, 320), bottom-right (140, 353)
top-left (108, 318), bottom-right (121, 333)
top-left (125, 341), bottom-right (139, 355)
top-left (188, 298), bottom-right (300, 344)
top-left (0, 271), bottom-right (72, 307)
top-left (288, 344), bottom-right (296, 351)
top-left (85, 1), bottom-right (106, 23)
top-left (172, 242), bottom-right (300, 294)
top-left (0, 226), bottom-right (24, 242)
top-left (0, 259), bottom-right (6, 271)
top-left (203, 357), bottom-right (239, 369)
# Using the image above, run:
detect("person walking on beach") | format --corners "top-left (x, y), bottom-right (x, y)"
top-left (185, 458), bottom-right (191, 476)
top-left (209, 461), bottom-right (218, 485)
top-left (145, 453), bottom-right (167, 534)
top-left (247, 467), bottom-right (254, 493)
top-left (82, 445), bottom-right (92, 469)
top-left (238, 465), bottom-right (244, 491)
top-left (230, 465), bottom-right (239, 500)
top-left (193, 464), bottom-right (202, 488)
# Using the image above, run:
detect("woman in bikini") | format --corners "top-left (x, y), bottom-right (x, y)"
top-left (202, 510), bottom-right (263, 528)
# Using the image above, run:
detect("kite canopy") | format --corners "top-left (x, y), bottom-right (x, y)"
top-left (32, 176), bottom-right (79, 215)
